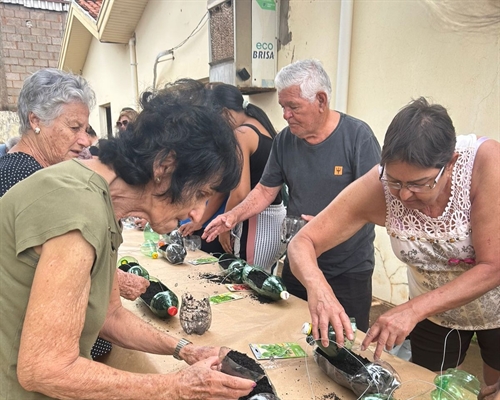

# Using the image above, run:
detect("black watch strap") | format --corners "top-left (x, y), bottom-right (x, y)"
top-left (173, 338), bottom-right (192, 360)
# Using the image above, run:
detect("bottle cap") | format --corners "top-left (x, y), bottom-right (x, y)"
top-left (168, 306), bottom-right (178, 316)
top-left (280, 291), bottom-right (290, 300)
top-left (301, 322), bottom-right (312, 335)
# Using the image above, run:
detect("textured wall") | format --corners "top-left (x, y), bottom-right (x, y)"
top-left (0, 3), bottom-right (66, 109)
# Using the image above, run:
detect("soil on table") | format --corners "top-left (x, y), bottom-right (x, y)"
top-left (199, 272), bottom-right (226, 284)
top-left (140, 281), bottom-right (167, 304)
top-left (225, 350), bottom-right (276, 400)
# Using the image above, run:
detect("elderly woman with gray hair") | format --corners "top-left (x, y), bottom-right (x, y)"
top-left (0, 68), bottom-right (150, 358)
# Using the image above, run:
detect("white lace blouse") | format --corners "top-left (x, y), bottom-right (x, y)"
top-left (384, 134), bottom-right (500, 330)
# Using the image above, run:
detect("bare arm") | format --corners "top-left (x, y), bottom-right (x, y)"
top-left (17, 231), bottom-right (255, 399)
top-left (362, 140), bottom-right (500, 359)
top-left (218, 126), bottom-right (255, 253)
top-left (202, 183), bottom-right (281, 242)
top-left (287, 166), bottom-right (386, 348)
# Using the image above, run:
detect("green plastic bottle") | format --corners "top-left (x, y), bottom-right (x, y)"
top-left (431, 368), bottom-right (480, 400)
top-left (140, 277), bottom-right (179, 318)
top-left (301, 318), bottom-right (357, 359)
top-left (143, 222), bottom-right (160, 243)
top-left (117, 257), bottom-right (150, 280)
top-left (241, 265), bottom-right (289, 300)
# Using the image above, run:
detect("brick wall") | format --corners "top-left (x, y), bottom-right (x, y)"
top-left (0, 3), bottom-right (67, 111)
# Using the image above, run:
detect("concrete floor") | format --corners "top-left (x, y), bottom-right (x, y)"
top-left (369, 297), bottom-right (484, 386)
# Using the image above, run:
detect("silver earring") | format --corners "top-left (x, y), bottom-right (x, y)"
top-left (34, 127), bottom-right (40, 134)
top-left (155, 177), bottom-right (161, 183)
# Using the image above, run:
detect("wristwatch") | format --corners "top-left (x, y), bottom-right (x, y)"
top-left (173, 338), bottom-right (192, 360)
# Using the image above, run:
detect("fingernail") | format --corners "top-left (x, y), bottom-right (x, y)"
top-left (252, 382), bottom-right (257, 388)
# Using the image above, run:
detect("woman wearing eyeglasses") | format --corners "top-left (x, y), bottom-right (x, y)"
top-left (287, 97), bottom-right (500, 386)
top-left (116, 107), bottom-right (138, 134)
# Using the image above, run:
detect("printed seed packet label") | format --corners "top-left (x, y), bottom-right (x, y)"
top-left (249, 342), bottom-right (307, 360)
top-left (188, 256), bottom-right (219, 265)
top-left (226, 283), bottom-right (252, 292)
top-left (209, 292), bottom-right (244, 305)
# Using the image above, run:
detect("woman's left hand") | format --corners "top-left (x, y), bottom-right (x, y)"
top-left (361, 302), bottom-right (420, 360)
top-left (116, 269), bottom-right (150, 300)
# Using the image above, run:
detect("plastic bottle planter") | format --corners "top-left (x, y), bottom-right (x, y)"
top-left (168, 229), bottom-right (184, 246)
top-left (143, 222), bottom-right (160, 243)
top-left (303, 320), bottom-right (401, 397)
top-left (302, 318), bottom-right (357, 360)
top-left (431, 368), bottom-right (480, 400)
top-left (117, 256), bottom-right (150, 280)
top-left (241, 265), bottom-right (289, 301)
top-left (158, 243), bottom-right (187, 265)
top-left (218, 253), bottom-right (247, 283)
top-left (139, 276), bottom-right (179, 318)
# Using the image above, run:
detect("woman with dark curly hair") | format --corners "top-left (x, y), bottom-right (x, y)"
top-left (0, 80), bottom-right (255, 400)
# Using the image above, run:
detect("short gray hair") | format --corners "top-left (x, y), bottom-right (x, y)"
top-left (275, 59), bottom-right (332, 104)
top-left (17, 68), bottom-right (96, 134)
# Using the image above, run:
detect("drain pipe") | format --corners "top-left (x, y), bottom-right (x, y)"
top-left (335, 0), bottom-right (354, 113)
top-left (129, 35), bottom-right (139, 107)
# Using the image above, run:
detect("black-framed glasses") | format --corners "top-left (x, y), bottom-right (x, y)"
top-left (379, 164), bottom-right (446, 193)
top-left (116, 120), bottom-right (129, 128)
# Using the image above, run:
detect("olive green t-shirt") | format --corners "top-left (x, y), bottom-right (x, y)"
top-left (0, 160), bottom-right (122, 400)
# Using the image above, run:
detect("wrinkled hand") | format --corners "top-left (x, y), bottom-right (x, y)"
top-left (117, 269), bottom-right (150, 300)
top-left (180, 345), bottom-right (224, 366)
top-left (306, 282), bottom-right (353, 349)
top-left (134, 218), bottom-right (148, 230)
top-left (361, 303), bottom-right (420, 360)
top-left (219, 231), bottom-right (233, 254)
top-left (202, 213), bottom-right (237, 243)
top-left (173, 356), bottom-right (255, 400)
top-left (179, 221), bottom-right (202, 237)
top-left (478, 378), bottom-right (500, 400)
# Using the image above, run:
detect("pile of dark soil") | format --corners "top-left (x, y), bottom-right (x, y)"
top-left (224, 350), bottom-right (276, 400)
top-left (317, 347), bottom-right (370, 375)
top-left (320, 393), bottom-right (341, 400)
top-left (199, 272), bottom-right (225, 284)
top-left (246, 269), bottom-right (267, 287)
top-left (140, 281), bottom-right (166, 304)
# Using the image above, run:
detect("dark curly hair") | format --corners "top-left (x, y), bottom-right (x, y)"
top-left (99, 79), bottom-right (242, 204)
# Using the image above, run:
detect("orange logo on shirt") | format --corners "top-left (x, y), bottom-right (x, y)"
top-left (334, 166), bottom-right (343, 175)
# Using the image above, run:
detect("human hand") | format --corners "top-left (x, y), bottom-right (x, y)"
top-left (202, 213), bottom-right (237, 242)
top-left (478, 378), bottom-right (500, 400)
top-left (361, 303), bottom-right (420, 360)
top-left (134, 218), bottom-right (148, 230)
top-left (300, 214), bottom-right (315, 222)
top-left (173, 356), bottom-right (255, 400)
top-left (178, 221), bottom-right (202, 237)
top-left (219, 231), bottom-right (233, 254)
top-left (306, 282), bottom-right (353, 349)
top-left (177, 344), bottom-right (225, 366)
top-left (117, 269), bottom-right (150, 300)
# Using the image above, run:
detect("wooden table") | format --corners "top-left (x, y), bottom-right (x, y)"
top-left (105, 229), bottom-right (438, 399)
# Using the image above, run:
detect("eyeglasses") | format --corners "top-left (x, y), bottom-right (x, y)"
top-left (116, 120), bottom-right (129, 128)
top-left (379, 165), bottom-right (446, 193)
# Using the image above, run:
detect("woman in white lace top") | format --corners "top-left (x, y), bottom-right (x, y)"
top-left (287, 97), bottom-right (499, 385)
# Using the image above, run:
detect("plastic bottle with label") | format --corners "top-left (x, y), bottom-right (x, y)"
top-left (301, 318), bottom-right (357, 359)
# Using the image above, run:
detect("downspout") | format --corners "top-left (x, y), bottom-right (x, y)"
top-left (335, 0), bottom-right (354, 113)
top-left (129, 35), bottom-right (139, 107)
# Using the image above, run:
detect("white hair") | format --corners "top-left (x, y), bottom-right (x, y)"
top-left (275, 59), bottom-right (332, 105)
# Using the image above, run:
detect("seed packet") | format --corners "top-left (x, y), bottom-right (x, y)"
top-left (249, 342), bottom-right (307, 360)
top-left (226, 283), bottom-right (252, 292)
top-left (188, 256), bottom-right (219, 265)
top-left (209, 292), bottom-right (244, 305)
